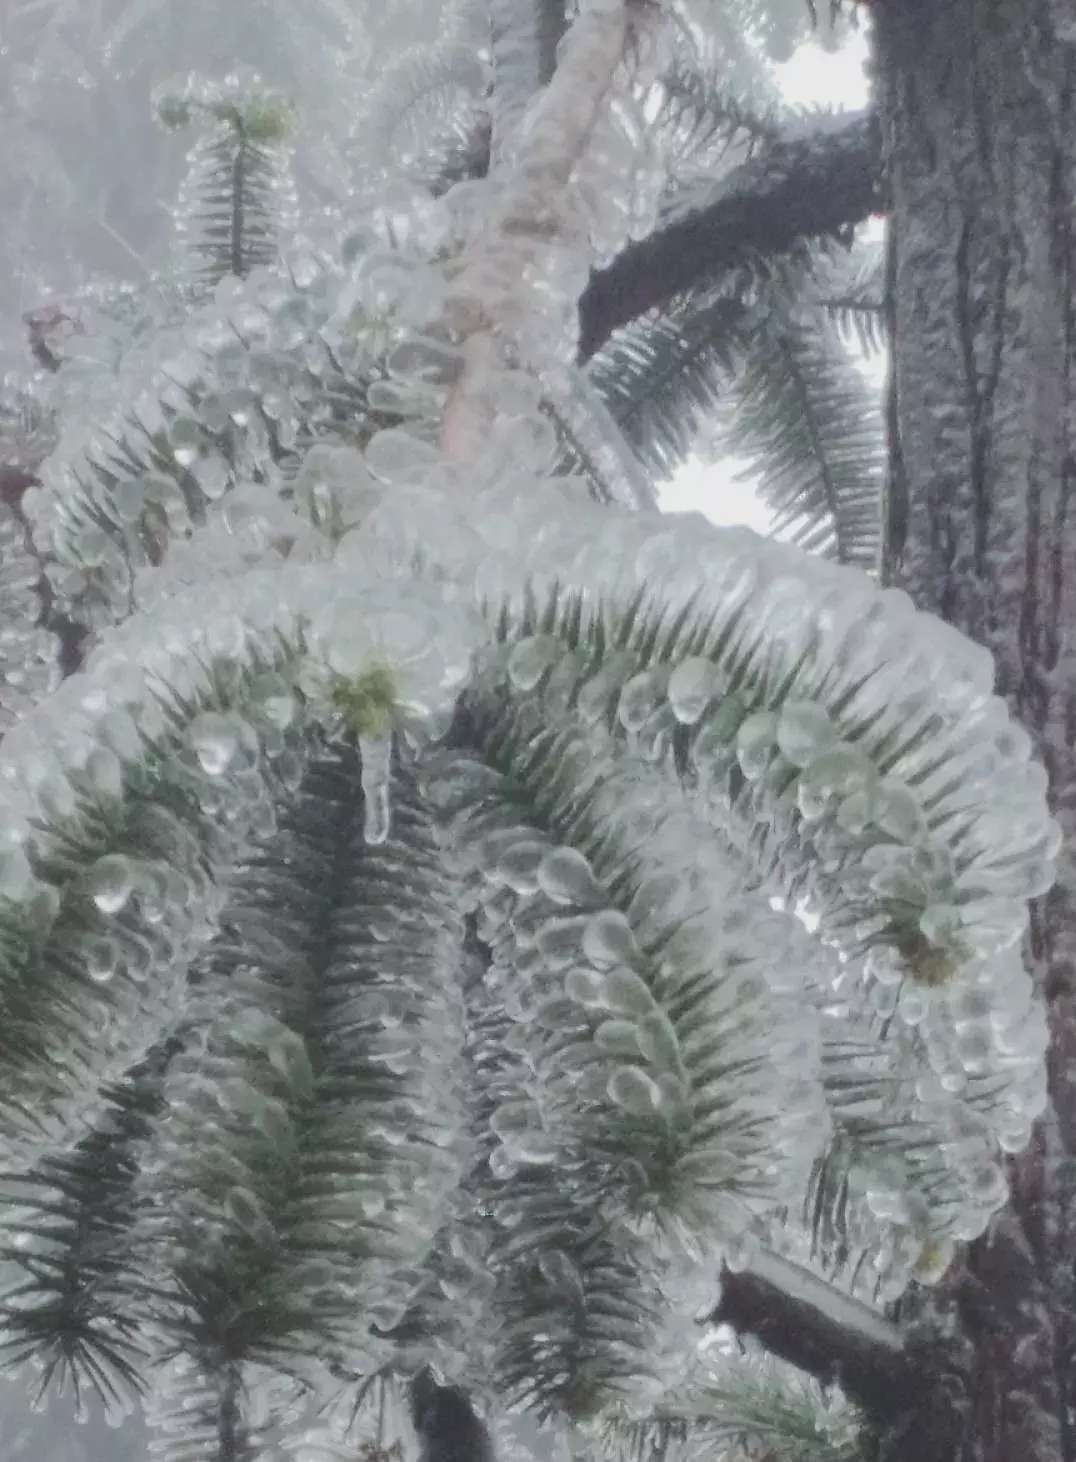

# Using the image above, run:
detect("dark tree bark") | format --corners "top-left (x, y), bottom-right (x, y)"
top-left (874, 1), bottom-right (1076, 1459)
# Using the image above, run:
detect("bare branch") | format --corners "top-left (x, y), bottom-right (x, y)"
top-left (577, 109), bottom-right (883, 361)
top-left (711, 1248), bottom-right (912, 1417)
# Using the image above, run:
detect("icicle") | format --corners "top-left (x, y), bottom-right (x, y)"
top-left (359, 734), bottom-right (393, 845)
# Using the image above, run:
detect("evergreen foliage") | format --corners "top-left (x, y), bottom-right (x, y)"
top-left (0, 3), bottom-right (1051, 1462)
top-left (156, 74), bottom-right (297, 295)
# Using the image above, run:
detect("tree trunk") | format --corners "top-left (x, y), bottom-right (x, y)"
top-left (876, 1), bottom-right (1076, 1459)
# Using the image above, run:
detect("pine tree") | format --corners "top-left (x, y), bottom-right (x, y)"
top-left (0, 2), bottom-right (1066, 1461)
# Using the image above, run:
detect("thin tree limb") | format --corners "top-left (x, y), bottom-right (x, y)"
top-left (577, 108), bottom-right (883, 361)
top-left (711, 1248), bottom-right (913, 1417)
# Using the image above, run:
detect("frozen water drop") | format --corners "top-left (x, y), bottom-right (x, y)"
top-left (537, 1249), bottom-right (585, 1301)
top-left (667, 657), bottom-right (719, 725)
top-left (88, 855), bottom-right (134, 915)
top-left (537, 847), bottom-right (605, 907)
top-left (899, 985), bottom-right (928, 1026)
top-left (564, 968), bottom-right (611, 1009)
top-left (736, 711), bottom-right (779, 780)
top-left (797, 744), bottom-right (875, 819)
top-left (602, 966), bottom-right (655, 1017)
top-left (635, 1009), bottom-right (681, 1068)
top-left (190, 711), bottom-right (241, 777)
top-left (490, 1099), bottom-right (542, 1140)
top-left (367, 377), bottom-right (438, 417)
top-left (593, 1019), bottom-right (642, 1057)
top-left (875, 781), bottom-right (925, 842)
top-left (386, 334), bottom-right (465, 387)
top-left (607, 1065), bottom-right (662, 1116)
top-left (775, 702), bottom-right (836, 766)
top-left (495, 839), bottom-right (547, 895)
top-left (584, 910), bottom-right (641, 969)
top-left (225, 1185), bottom-right (271, 1237)
top-left (364, 427), bottom-right (443, 484)
top-left (507, 636), bottom-right (560, 693)
top-left (83, 934), bottom-right (119, 983)
top-left (535, 915), bottom-right (589, 965)
top-left (193, 454), bottom-right (231, 500)
top-left (267, 1028), bottom-right (315, 1095)
top-left (618, 671), bottom-right (661, 733)
top-left (503, 1131), bottom-right (558, 1165)
top-left (85, 748), bottom-right (123, 799)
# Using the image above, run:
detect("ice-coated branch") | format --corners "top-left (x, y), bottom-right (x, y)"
top-left (489, 0), bottom-right (569, 163)
top-left (440, 0), bottom-right (668, 459)
top-left (713, 1249), bottom-right (912, 1416)
top-left (577, 108), bottom-right (883, 361)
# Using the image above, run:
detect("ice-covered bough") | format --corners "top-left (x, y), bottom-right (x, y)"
top-left (0, 0), bottom-right (1056, 1441)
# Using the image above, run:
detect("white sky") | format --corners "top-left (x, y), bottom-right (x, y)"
top-left (660, 24), bottom-right (877, 531)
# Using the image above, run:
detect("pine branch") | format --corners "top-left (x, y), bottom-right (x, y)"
top-left (713, 291), bottom-right (884, 569)
top-left (578, 109), bottom-right (883, 361)
top-left (157, 78), bottom-right (295, 294)
top-left (600, 1355), bottom-right (861, 1462)
top-left (584, 278), bottom-right (752, 479)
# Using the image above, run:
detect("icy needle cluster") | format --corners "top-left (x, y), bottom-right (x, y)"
top-left (0, 3), bottom-right (1057, 1456)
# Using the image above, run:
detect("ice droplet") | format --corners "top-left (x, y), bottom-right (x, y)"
top-left (635, 1009), bottom-right (680, 1068)
top-left (85, 748), bottom-right (123, 799)
top-left (88, 855), bottom-right (135, 915)
top-left (607, 1065), bottom-right (662, 1116)
top-left (190, 711), bottom-right (241, 777)
top-left (507, 636), bottom-right (560, 693)
top-left (193, 453), bottom-right (230, 500)
top-left (565, 967), bottom-right (611, 1008)
top-left (537, 847), bottom-right (605, 907)
top-left (875, 781), bottom-right (925, 842)
top-left (736, 711), bottom-right (779, 779)
top-left (225, 1185), bottom-right (271, 1237)
top-left (503, 1131), bottom-right (559, 1165)
top-left (583, 910), bottom-right (640, 968)
top-left (667, 657), bottom-right (719, 725)
top-left (537, 1249), bottom-right (585, 1302)
top-left (386, 335), bottom-right (465, 387)
top-left (364, 427), bottom-right (443, 484)
top-left (776, 702), bottom-right (836, 766)
top-left (618, 671), bottom-right (661, 732)
top-left (593, 1019), bottom-right (642, 1057)
top-left (266, 1028), bottom-right (315, 1095)
top-left (495, 839), bottom-right (547, 895)
top-left (84, 934), bottom-right (120, 983)
top-left (602, 966), bottom-right (655, 1018)
top-left (490, 1099), bottom-right (542, 1140)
